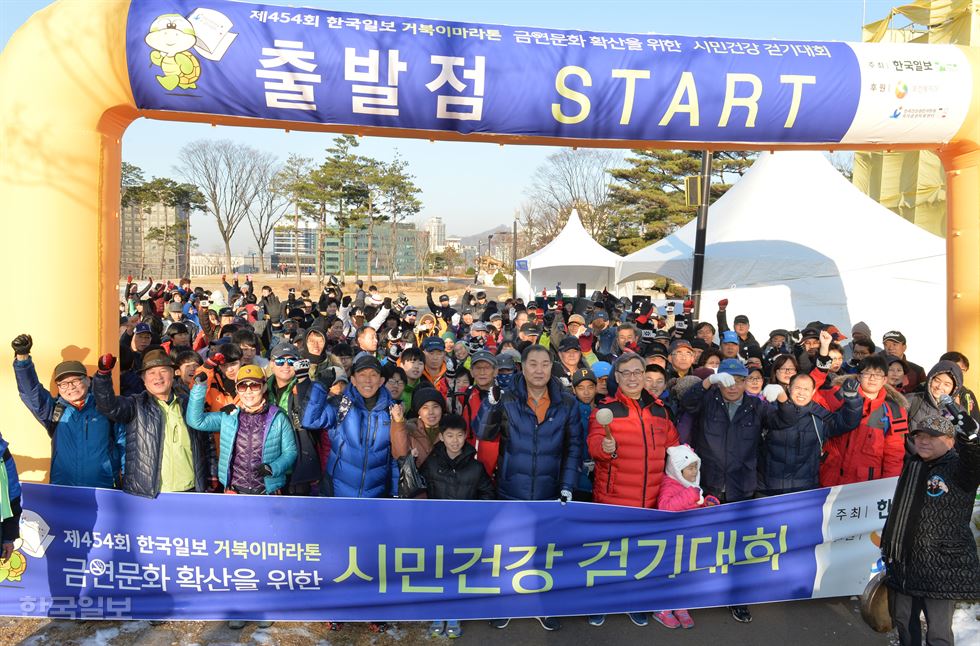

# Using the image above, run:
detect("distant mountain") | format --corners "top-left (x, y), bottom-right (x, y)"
top-left (457, 224), bottom-right (512, 247)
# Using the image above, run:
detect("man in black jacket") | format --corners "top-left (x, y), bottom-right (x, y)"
top-left (881, 414), bottom-right (980, 646)
top-left (92, 349), bottom-right (210, 498)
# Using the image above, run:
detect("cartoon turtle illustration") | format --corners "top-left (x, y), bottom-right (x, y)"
top-left (145, 14), bottom-right (201, 91)
top-left (0, 549), bottom-right (26, 582)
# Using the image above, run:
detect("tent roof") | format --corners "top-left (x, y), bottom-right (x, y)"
top-left (617, 151), bottom-right (945, 287)
top-left (520, 209), bottom-right (622, 270)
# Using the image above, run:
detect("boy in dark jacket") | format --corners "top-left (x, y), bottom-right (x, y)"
top-left (419, 414), bottom-right (494, 638)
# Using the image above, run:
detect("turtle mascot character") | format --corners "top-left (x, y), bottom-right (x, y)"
top-left (145, 14), bottom-right (201, 91)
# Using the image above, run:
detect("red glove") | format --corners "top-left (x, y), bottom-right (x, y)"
top-left (683, 299), bottom-right (694, 315)
top-left (97, 353), bottom-right (116, 374)
top-left (704, 495), bottom-right (721, 507)
top-left (204, 352), bottom-right (226, 369)
top-left (221, 274), bottom-right (226, 282)
top-left (717, 298), bottom-right (728, 311)
top-left (127, 275), bottom-right (133, 284)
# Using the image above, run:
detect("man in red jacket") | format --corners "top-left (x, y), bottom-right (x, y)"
top-left (587, 351), bottom-right (679, 628)
top-left (818, 354), bottom-right (909, 486)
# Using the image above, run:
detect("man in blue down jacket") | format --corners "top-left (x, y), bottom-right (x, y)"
top-left (302, 354), bottom-right (404, 498)
top-left (473, 344), bottom-right (582, 633)
top-left (12, 334), bottom-right (124, 488)
top-left (679, 358), bottom-right (780, 624)
top-left (475, 345), bottom-right (583, 502)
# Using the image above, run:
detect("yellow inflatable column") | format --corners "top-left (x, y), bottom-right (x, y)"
top-left (0, 0), bottom-right (135, 480)
top-left (942, 147), bottom-right (980, 392)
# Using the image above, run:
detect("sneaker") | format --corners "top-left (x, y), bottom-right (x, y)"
top-left (628, 612), bottom-right (649, 626)
top-left (536, 616), bottom-right (561, 631)
top-left (489, 618), bottom-right (510, 629)
top-left (326, 622), bottom-right (343, 631)
top-left (652, 611), bottom-right (680, 629)
top-left (429, 620), bottom-right (446, 637)
top-left (674, 609), bottom-right (694, 629)
top-left (368, 622), bottom-right (390, 633)
top-left (227, 620), bottom-right (245, 630)
top-left (256, 621), bottom-right (272, 629)
top-left (587, 614), bottom-right (606, 626)
top-left (445, 620), bottom-right (463, 638)
top-left (730, 605), bottom-right (752, 623)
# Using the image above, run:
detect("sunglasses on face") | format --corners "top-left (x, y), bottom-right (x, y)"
top-left (273, 357), bottom-right (299, 367)
top-left (236, 381), bottom-right (264, 393)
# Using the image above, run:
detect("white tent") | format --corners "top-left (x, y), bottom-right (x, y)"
top-left (515, 209), bottom-right (624, 300)
top-left (617, 152), bottom-right (946, 366)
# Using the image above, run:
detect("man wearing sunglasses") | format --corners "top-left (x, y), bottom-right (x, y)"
top-left (11, 334), bottom-right (124, 488)
top-left (266, 343), bottom-right (322, 496)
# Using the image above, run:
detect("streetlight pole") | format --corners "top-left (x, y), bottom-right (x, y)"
top-left (475, 240), bottom-right (482, 284)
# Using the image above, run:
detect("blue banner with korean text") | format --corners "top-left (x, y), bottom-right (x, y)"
top-left (0, 480), bottom-right (895, 621)
top-left (125, 1), bottom-right (973, 146)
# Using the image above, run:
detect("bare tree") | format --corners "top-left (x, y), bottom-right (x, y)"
top-left (247, 158), bottom-right (290, 273)
top-left (177, 140), bottom-right (266, 273)
top-left (526, 148), bottom-right (622, 244)
top-left (414, 228), bottom-right (431, 289)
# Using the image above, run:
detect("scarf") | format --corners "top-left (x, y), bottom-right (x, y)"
top-left (880, 457), bottom-right (926, 564)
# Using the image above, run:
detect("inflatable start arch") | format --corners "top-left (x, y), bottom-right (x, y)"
top-left (1, 0), bottom-right (978, 479)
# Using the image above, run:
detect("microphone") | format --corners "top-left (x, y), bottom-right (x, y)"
top-left (939, 394), bottom-right (979, 442)
top-left (596, 408), bottom-right (616, 459)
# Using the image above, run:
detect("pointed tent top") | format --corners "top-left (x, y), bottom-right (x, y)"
top-left (520, 208), bottom-right (622, 269)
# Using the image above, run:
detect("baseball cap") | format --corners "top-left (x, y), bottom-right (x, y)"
top-left (911, 415), bottom-right (954, 438)
top-left (801, 328), bottom-right (821, 341)
top-left (520, 323), bottom-right (543, 336)
top-left (558, 337), bottom-right (581, 353)
top-left (352, 354), bottom-right (383, 375)
top-left (421, 336), bottom-right (446, 352)
top-left (495, 352), bottom-right (517, 371)
top-left (571, 368), bottom-right (597, 386)
top-left (718, 358), bottom-right (749, 377)
top-left (733, 314), bottom-right (750, 325)
top-left (591, 361), bottom-right (612, 379)
top-left (53, 360), bottom-right (87, 382)
top-left (646, 343), bottom-right (668, 359)
top-left (167, 302), bottom-right (183, 313)
top-left (568, 314), bottom-right (586, 326)
top-left (218, 307), bottom-right (235, 318)
top-left (471, 321), bottom-right (489, 333)
top-left (489, 312), bottom-right (502, 321)
top-left (720, 330), bottom-right (739, 345)
top-left (470, 350), bottom-right (496, 367)
top-left (133, 322), bottom-right (152, 336)
top-left (883, 330), bottom-right (907, 345)
top-left (439, 293), bottom-right (449, 302)
top-left (669, 339), bottom-right (693, 353)
top-left (236, 364), bottom-right (265, 384)
top-left (270, 342), bottom-right (301, 360)
top-left (592, 310), bottom-right (608, 321)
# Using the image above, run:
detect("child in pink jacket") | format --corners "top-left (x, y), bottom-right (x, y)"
top-left (655, 444), bottom-right (718, 629)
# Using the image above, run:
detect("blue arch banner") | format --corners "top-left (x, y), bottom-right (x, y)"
top-left (0, 480), bottom-right (892, 621)
top-left (127, 1), bottom-right (972, 145)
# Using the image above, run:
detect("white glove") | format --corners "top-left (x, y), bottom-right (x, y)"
top-left (559, 489), bottom-right (573, 505)
top-left (707, 372), bottom-right (735, 388)
top-left (761, 384), bottom-right (784, 402)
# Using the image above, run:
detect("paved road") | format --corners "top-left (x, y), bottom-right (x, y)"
top-left (5, 597), bottom-right (894, 645)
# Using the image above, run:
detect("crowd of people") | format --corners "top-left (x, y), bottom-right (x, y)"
top-left (0, 274), bottom-right (977, 642)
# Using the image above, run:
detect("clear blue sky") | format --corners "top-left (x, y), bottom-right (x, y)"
top-left (1, 0), bottom-right (903, 254)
